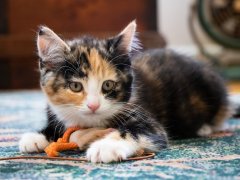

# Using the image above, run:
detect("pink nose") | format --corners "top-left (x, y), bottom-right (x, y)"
top-left (87, 103), bottom-right (100, 112)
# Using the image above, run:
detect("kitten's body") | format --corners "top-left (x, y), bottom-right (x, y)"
top-left (132, 49), bottom-right (229, 138)
top-left (19, 21), bottom-right (230, 163)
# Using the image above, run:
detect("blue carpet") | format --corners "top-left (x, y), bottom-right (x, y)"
top-left (0, 91), bottom-right (240, 179)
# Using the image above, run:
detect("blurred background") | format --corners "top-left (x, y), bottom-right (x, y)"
top-left (0, 0), bottom-right (240, 90)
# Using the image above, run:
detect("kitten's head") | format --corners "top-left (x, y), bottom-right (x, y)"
top-left (37, 21), bottom-right (140, 127)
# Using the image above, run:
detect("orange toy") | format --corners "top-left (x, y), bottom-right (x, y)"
top-left (44, 127), bottom-right (114, 157)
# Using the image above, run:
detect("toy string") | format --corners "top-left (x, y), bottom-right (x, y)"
top-left (0, 153), bottom-right (155, 162)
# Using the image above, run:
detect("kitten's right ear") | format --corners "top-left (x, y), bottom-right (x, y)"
top-left (109, 20), bottom-right (141, 54)
top-left (37, 26), bottom-right (70, 61)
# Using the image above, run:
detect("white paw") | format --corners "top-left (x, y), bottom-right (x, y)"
top-left (197, 124), bottom-right (213, 137)
top-left (86, 138), bottom-right (138, 163)
top-left (19, 132), bottom-right (49, 153)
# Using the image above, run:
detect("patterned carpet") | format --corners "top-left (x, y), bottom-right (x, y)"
top-left (0, 91), bottom-right (240, 179)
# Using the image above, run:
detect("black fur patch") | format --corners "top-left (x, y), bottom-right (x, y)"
top-left (39, 106), bottom-right (65, 141)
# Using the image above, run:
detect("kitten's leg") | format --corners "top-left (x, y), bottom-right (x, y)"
top-left (87, 120), bottom-right (168, 163)
top-left (19, 110), bottom-right (65, 153)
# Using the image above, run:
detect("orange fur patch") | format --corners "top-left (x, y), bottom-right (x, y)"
top-left (190, 95), bottom-right (206, 112)
top-left (42, 77), bottom-right (86, 106)
top-left (86, 48), bottom-right (116, 80)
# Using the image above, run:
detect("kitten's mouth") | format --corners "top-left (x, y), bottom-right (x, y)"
top-left (84, 111), bottom-right (100, 116)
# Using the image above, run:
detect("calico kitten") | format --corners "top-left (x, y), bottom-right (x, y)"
top-left (19, 21), bottom-right (230, 163)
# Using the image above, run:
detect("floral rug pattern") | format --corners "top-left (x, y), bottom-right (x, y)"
top-left (0, 91), bottom-right (240, 179)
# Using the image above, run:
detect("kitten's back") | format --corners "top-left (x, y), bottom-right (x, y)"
top-left (132, 49), bottom-right (229, 138)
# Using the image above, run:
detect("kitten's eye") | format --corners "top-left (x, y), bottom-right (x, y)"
top-left (102, 80), bottom-right (115, 92)
top-left (69, 82), bottom-right (83, 92)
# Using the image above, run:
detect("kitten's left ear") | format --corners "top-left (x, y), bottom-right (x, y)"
top-left (109, 20), bottom-right (141, 54)
top-left (37, 26), bottom-right (70, 60)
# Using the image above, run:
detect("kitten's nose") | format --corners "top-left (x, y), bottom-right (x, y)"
top-left (87, 95), bottom-right (100, 113)
top-left (87, 103), bottom-right (100, 113)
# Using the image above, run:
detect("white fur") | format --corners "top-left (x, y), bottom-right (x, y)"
top-left (49, 100), bottom-right (123, 128)
top-left (86, 135), bottom-right (139, 163)
top-left (87, 76), bottom-right (101, 96)
top-left (197, 124), bottom-right (213, 137)
top-left (138, 136), bottom-right (159, 152)
top-left (19, 132), bottom-right (49, 153)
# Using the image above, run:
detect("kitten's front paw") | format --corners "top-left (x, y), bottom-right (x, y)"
top-left (19, 132), bottom-right (49, 153)
top-left (86, 138), bottom-right (137, 163)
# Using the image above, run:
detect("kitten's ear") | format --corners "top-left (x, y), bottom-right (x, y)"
top-left (37, 26), bottom-right (70, 61)
top-left (109, 20), bottom-right (141, 54)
